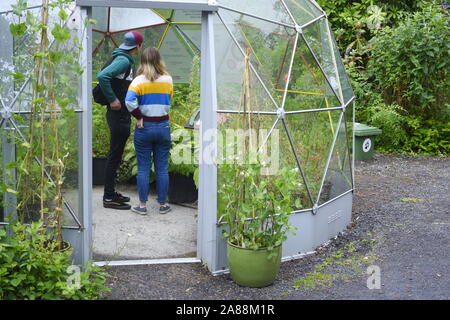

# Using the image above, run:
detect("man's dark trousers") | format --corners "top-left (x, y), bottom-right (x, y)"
top-left (103, 105), bottom-right (131, 197)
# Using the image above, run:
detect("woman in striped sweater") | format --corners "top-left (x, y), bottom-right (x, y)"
top-left (125, 47), bottom-right (173, 215)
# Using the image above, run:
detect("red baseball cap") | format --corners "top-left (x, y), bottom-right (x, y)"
top-left (119, 31), bottom-right (144, 50)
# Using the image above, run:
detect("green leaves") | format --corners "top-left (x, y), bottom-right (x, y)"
top-left (9, 23), bottom-right (27, 37)
top-left (58, 9), bottom-right (68, 21)
top-left (219, 160), bottom-right (298, 250)
top-left (348, 4), bottom-right (449, 156)
top-left (0, 221), bottom-right (109, 300)
top-left (11, 0), bottom-right (28, 17)
top-left (51, 24), bottom-right (70, 42)
top-left (6, 72), bottom-right (25, 81)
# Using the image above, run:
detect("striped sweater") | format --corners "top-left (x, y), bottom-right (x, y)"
top-left (125, 74), bottom-right (173, 121)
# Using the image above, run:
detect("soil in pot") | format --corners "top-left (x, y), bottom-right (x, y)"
top-left (227, 242), bottom-right (282, 288)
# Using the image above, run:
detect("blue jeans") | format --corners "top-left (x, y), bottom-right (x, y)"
top-left (134, 120), bottom-right (171, 203)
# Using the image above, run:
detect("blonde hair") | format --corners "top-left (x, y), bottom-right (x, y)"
top-left (137, 47), bottom-right (169, 82)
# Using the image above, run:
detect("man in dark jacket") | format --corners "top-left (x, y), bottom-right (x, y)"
top-left (97, 31), bottom-right (144, 210)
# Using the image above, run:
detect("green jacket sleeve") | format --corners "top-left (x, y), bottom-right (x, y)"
top-left (97, 56), bottom-right (131, 103)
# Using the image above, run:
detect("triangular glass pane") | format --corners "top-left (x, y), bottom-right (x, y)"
top-left (92, 7), bottom-right (109, 32)
top-left (284, 110), bottom-right (342, 203)
top-left (0, 13), bottom-right (14, 107)
top-left (276, 119), bottom-right (313, 210)
top-left (218, 0), bottom-right (295, 26)
top-left (159, 27), bottom-right (195, 83)
top-left (345, 101), bottom-right (355, 185)
top-left (12, 111), bottom-right (80, 227)
top-left (7, 7), bottom-right (42, 96)
top-left (217, 113), bottom-right (277, 164)
top-left (217, 113), bottom-right (310, 215)
top-left (328, 24), bottom-right (355, 104)
top-left (283, 0), bottom-right (323, 26)
top-left (109, 8), bottom-right (166, 32)
top-left (175, 24), bottom-right (201, 53)
top-left (1, 119), bottom-right (16, 222)
top-left (218, 8), bottom-right (296, 106)
top-left (112, 24), bottom-right (167, 52)
top-left (283, 36), bottom-right (341, 111)
top-left (5, 80), bottom-right (33, 114)
top-left (152, 9), bottom-right (174, 21)
top-left (172, 10), bottom-right (202, 23)
top-left (257, 118), bottom-right (313, 209)
top-left (92, 35), bottom-right (117, 75)
top-left (214, 17), bottom-right (279, 112)
top-left (318, 116), bottom-right (352, 205)
top-left (302, 18), bottom-right (344, 105)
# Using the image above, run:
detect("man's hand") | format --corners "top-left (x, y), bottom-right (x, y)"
top-left (136, 118), bottom-right (144, 129)
top-left (110, 99), bottom-right (121, 110)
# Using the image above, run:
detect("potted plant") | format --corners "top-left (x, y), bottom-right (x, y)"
top-left (218, 160), bottom-right (299, 287)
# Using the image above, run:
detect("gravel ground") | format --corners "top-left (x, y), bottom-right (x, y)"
top-left (103, 154), bottom-right (450, 300)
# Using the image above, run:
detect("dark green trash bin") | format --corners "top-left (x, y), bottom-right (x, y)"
top-left (354, 123), bottom-right (382, 160)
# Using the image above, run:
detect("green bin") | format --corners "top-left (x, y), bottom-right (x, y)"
top-left (354, 123), bottom-right (382, 160)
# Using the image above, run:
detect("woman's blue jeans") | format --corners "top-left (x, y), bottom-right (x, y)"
top-left (134, 120), bottom-right (171, 203)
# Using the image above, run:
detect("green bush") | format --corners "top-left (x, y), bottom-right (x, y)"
top-left (346, 5), bottom-right (450, 155)
top-left (404, 118), bottom-right (450, 155)
top-left (316, 0), bottom-right (436, 52)
top-left (0, 221), bottom-right (110, 300)
top-left (368, 7), bottom-right (450, 121)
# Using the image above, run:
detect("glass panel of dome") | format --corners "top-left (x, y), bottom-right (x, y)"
top-left (283, 36), bottom-right (341, 112)
top-left (110, 23), bottom-right (168, 53)
top-left (159, 26), bottom-right (195, 82)
top-left (283, 0), bottom-right (323, 26)
top-left (175, 24), bottom-right (201, 52)
top-left (218, 8), bottom-right (296, 107)
top-left (302, 18), bottom-right (344, 105)
top-left (172, 9), bottom-right (202, 23)
top-left (284, 109), bottom-right (342, 203)
top-left (214, 16), bottom-right (279, 112)
top-left (345, 100), bottom-right (355, 184)
top-left (0, 12), bottom-right (14, 106)
top-left (218, 0), bottom-right (295, 26)
top-left (318, 115), bottom-right (352, 205)
top-left (92, 7), bottom-right (108, 32)
top-left (109, 8), bottom-right (165, 32)
top-left (276, 119), bottom-right (313, 209)
top-left (328, 23), bottom-right (355, 104)
top-left (152, 9), bottom-right (174, 21)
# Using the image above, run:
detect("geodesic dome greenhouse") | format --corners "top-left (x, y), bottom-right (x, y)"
top-left (0, 0), bottom-right (355, 273)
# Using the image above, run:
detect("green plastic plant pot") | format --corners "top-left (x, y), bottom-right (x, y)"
top-left (227, 242), bottom-right (282, 288)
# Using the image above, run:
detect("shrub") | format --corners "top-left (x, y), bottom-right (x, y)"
top-left (316, 0), bottom-right (437, 52)
top-left (0, 221), bottom-right (110, 300)
top-left (368, 7), bottom-right (450, 121)
top-left (346, 5), bottom-right (450, 155)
